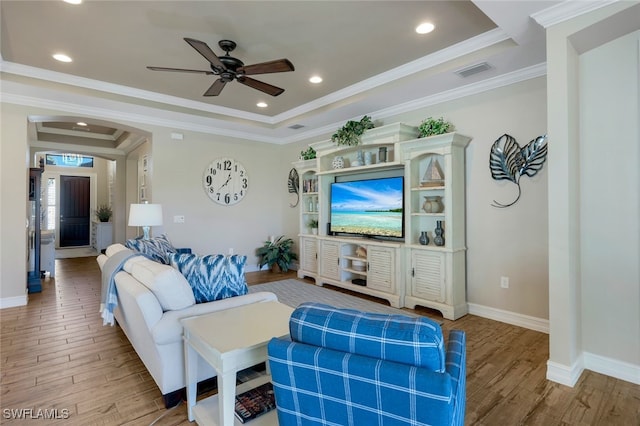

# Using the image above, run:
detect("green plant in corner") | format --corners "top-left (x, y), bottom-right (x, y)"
top-left (300, 146), bottom-right (316, 160)
top-left (256, 236), bottom-right (298, 272)
top-left (418, 117), bottom-right (453, 138)
top-left (95, 204), bottom-right (112, 222)
top-left (331, 115), bottom-right (374, 146)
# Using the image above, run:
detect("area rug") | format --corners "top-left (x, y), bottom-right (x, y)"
top-left (249, 279), bottom-right (418, 317)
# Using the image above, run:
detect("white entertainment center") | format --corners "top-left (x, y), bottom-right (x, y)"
top-left (294, 123), bottom-right (471, 320)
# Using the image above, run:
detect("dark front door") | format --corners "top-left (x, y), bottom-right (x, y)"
top-left (59, 175), bottom-right (90, 247)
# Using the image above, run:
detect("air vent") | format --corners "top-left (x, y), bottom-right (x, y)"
top-left (288, 124), bottom-right (305, 130)
top-left (454, 62), bottom-right (492, 78)
top-left (72, 126), bottom-right (91, 132)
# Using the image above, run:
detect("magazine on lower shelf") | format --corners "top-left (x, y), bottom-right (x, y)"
top-left (234, 382), bottom-right (276, 423)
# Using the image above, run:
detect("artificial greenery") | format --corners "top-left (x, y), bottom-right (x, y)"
top-left (300, 146), bottom-right (316, 160)
top-left (307, 218), bottom-right (319, 229)
top-left (256, 235), bottom-right (298, 272)
top-left (95, 204), bottom-right (112, 222)
top-left (331, 115), bottom-right (374, 146)
top-left (418, 117), bottom-right (453, 138)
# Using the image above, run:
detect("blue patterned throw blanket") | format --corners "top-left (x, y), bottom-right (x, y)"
top-left (100, 248), bottom-right (140, 326)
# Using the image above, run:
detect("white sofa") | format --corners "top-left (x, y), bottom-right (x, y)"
top-left (97, 243), bottom-right (278, 407)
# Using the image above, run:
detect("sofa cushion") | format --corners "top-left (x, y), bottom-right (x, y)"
top-left (289, 302), bottom-right (445, 372)
top-left (129, 258), bottom-right (195, 311)
top-left (168, 253), bottom-right (248, 304)
top-left (125, 234), bottom-right (176, 264)
top-left (105, 243), bottom-right (128, 257)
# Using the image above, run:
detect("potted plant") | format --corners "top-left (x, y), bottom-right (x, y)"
top-left (331, 115), bottom-right (374, 146)
top-left (418, 117), bottom-right (453, 138)
top-left (256, 236), bottom-right (298, 272)
top-left (300, 146), bottom-right (316, 160)
top-left (95, 204), bottom-right (112, 222)
top-left (307, 218), bottom-right (319, 235)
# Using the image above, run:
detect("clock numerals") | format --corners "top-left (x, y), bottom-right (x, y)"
top-left (203, 158), bottom-right (248, 206)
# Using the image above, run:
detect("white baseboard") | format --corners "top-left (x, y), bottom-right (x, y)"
top-left (546, 352), bottom-right (639, 387)
top-left (584, 352), bottom-right (640, 385)
top-left (0, 294), bottom-right (28, 309)
top-left (546, 357), bottom-right (584, 387)
top-left (467, 302), bottom-right (549, 333)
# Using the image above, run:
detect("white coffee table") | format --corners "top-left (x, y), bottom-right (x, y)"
top-left (182, 300), bottom-right (294, 425)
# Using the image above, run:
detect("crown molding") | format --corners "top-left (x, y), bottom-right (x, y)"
top-left (272, 28), bottom-right (511, 124)
top-left (0, 61), bottom-right (273, 124)
top-left (2, 62), bottom-right (547, 146)
top-left (0, 28), bottom-right (509, 129)
top-left (531, 0), bottom-right (618, 28)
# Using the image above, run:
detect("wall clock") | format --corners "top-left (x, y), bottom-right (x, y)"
top-left (203, 157), bottom-right (248, 205)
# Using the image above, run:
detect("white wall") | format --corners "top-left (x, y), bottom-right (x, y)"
top-left (0, 104), bottom-right (30, 307)
top-left (142, 127), bottom-right (288, 269)
top-left (579, 30), bottom-right (640, 367)
top-left (546, 2), bottom-right (640, 386)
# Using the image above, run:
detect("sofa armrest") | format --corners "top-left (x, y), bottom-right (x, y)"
top-left (115, 271), bottom-right (164, 331)
top-left (445, 330), bottom-right (466, 426)
top-left (151, 291), bottom-right (278, 345)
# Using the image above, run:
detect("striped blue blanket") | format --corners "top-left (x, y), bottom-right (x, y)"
top-left (100, 248), bottom-right (141, 326)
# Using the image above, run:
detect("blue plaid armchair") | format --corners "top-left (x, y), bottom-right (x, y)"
top-left (267, 302), bottom-right (466, 426)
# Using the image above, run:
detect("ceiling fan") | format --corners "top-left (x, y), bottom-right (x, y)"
top-left (147, 38), bottom-right (295, 97)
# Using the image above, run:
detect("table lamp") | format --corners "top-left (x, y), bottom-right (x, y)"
top-left (128, 203), bottom-right (163, 240)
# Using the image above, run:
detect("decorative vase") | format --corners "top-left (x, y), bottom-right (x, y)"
top-left (354, 150), bottom-right (364, 166)
top-left (332, 156), bottom-right (344, 169)
top-left (364, 151), bottom-right (373, 165)
top-left (419, 231), bottom-right (429, 245)
top-left (422, 196), bottom-right (443, 213)
top-left (378, 147), bottom-right (387, 163)
top-left (434, 221), bottom-right (445, 246)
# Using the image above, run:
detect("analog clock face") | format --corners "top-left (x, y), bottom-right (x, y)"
top-left (203, 158), bottom-right (248, 205)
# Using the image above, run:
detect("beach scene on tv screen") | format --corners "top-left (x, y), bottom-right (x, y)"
top-left (330, 177), bottom-right (403, 237)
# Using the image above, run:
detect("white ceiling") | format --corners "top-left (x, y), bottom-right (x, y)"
top-left (0, 1), bottom-right (613, 146)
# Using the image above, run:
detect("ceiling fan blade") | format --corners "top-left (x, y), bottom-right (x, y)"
top-left (238, 77), bottom-right (285, 96)
top-left (184, 37), bottom-right (225, 69)
top-left (204, 79), bottom-right (226, 96)
top-left (239, 59), bottom-right (295, 75)
top-left (147, 66), bottom-right (214, 75)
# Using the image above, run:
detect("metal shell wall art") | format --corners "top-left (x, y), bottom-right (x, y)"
top-left (288, 168), bottom-right (300, 207)
top-left (489, 133), bottom-right (548, 208)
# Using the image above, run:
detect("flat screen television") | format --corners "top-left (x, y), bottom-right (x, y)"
top-left (329, 176), bottom-right (404, 239)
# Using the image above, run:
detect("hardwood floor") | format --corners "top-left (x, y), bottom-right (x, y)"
top-left (1, 257), bottom-right (637, 425)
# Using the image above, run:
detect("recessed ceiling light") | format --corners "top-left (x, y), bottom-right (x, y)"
top-left (257, 102), bottom-right (268, 108)
top-left (76, 122), bottom-right (87, 126)
top-left (63, 0), bottom-right (83, 4)
top-left (309, 76), bottom-right (323, 84)
top-left (416, 22), bottom-right (435, 34)
top-left (53, 53), bottom-right (72, 63)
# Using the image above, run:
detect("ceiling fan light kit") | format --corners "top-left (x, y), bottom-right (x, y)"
top-left (147, 38), bottom-right (294, 97)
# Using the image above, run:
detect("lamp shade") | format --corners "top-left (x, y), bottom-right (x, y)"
top-left (128, 203), bottom-right (163, 227)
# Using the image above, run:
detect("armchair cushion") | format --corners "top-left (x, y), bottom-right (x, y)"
top-left (289, 302), bottom-right (445, 372)
top-left (168, 253), bottom-right (248, 304)
top-left (125, 233), bottom-right (177, 264)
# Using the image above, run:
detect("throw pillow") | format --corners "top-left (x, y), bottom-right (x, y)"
top-left (289, 302), bottom-right (445, 372)
top-left (125, 234), bottom-right (177, 264)
top-left (169, 253), bottom-right (248, 303)
top-left (129, 258), bottom-right (195, 311)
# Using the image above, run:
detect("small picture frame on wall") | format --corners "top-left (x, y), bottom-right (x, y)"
top-left (140, 186), bottom-right (146, 201)
top-left (142, 155), bottom-right (149, 172)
